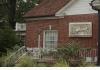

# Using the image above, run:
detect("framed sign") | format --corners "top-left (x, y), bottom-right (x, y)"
top-left (69, 22), bottom-right (92, 37)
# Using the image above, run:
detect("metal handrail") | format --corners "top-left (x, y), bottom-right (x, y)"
top-left (4, 46), bottom-right (26, 66)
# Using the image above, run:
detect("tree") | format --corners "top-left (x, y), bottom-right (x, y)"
top-left (0, 0), bottom-right (8, 22)
top-left (0, 22), bottom-right (19, 56)
top-left (8, 0), bottom-right (17, 29)
top-left (0, 1), bottom-right (18, 56)
top-left (16, 0), bottom-right (39, 22)
top-left (0, 0), bottom-right (39, 28)
top-left (0, 0), bottom-right (39, 56)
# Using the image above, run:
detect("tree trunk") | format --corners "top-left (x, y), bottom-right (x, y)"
top-left (8, 0), bottom-right (16, 29)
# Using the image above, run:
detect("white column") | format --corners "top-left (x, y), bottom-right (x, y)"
top-left (49, 25), bottom-right (52, 30)
top-left (38, 35), bottom-right (41, 48)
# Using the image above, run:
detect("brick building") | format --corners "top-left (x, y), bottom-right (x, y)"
top-left (24, 0), bottom-right (98, 51)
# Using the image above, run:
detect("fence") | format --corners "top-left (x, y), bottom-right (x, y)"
top-left (26, 48), bottom-right (97, 63)
top-left (78, 48), bottom-right (97, 63)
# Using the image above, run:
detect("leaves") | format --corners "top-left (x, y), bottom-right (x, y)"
top-left (0, 0), bottom-right (39, 28)
top-left (16, 0), bottom-right (39, 22)
top-left (0, 25), bottom-right (19, 56)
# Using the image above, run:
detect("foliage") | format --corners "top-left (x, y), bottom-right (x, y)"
top-left (0, 54), bottom-right (12, 67)
top-left (0, 2), bottom-right (8, 20)
top-left (53, 58), bottom-right (69, 67)
top-left (16, 0), bottom-right (39, 22)
top-left (0, 41), bottom-right (96, 67)
top-left (56, 42), bottom-right (81, 61)
top-left (0, 24), bottom-right (20, 56)
top-left (0, 0), bottom-right (39, 28)
top-left (0, 0), bottom-right (16, 28)
top-left (40, 42), bottom-right (84, 67)
top-left (48, 42), bottom-right (84, 66)
top-left (15, 55), bottom-right (37, 67)
top-left (0, 56), bottom-right (5, 66)
top-left (78, 61), bottom-right (96, 67)
top-left (15, 55), bottom-right (50, 67)
top-left (52, 42), bottom-right (96, 67)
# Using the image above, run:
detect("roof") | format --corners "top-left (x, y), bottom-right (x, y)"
top-left (24, 0), bottom-right (70, 18)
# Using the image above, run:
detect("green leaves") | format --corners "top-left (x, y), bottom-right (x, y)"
top-left (0, 0), bottom-right (39, 28)
top-left (0, 25), bottom-right (19, 56)
top-left (16, 0), bottom-right (39, 22)
top-left (57, 42), bottom-right (81, 59)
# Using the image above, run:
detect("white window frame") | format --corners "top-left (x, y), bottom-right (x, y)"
top-left (43, 30), bottom-right (58, 50)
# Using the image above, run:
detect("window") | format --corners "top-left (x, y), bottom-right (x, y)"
top-left (43, 30), bottom-right (58, 50)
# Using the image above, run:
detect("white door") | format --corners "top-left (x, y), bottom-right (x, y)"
top-left (43, 30), bottom-right (58, 51)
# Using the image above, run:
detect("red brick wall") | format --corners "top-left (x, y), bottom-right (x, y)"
top-left (26, 13), bottom-right (98, 48)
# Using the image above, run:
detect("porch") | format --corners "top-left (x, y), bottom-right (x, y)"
top-left (4, 46), bottom-right (97, 66)
top-left (26, 47), bottom-right (97, 64)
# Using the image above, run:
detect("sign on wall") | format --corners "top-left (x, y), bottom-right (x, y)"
top-left (69, 22), bottom-right (92, 37)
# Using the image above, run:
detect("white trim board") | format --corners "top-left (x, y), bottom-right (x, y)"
top-left (55, 0), bottom-right (75, 16)
top-left (55, 0), bottom-right (97, 16)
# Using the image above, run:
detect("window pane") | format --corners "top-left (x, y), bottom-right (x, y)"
top-left (44, 30), bottom-right (58, 49)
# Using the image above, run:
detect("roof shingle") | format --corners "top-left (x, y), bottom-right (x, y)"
top-left (24, 0), bottom-right (70, 18)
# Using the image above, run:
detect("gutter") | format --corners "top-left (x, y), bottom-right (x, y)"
top-left (24, 16), bottom-right (64, 22)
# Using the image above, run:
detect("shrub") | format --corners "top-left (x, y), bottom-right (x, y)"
top-left (55, 42), bottom-right (81, 62)
top-left (0, 26), bottom-right (20, 56)
top-left (53, 41), bottom-right (93, 67)
top-left (0, 55), bottom-right (8, 67)
top-left (15, 56), bottom-right (37, 67)
top-left (53, 59), bottom-right (69, 67)
top-left (0, 57), bottom-right (3, 66)
top-left (78, 61), bottom-right (96, 67)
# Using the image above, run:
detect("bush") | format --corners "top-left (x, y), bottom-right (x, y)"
top-left (15, 56), bottom-right (37, 67)
top-left (78, 61), bottom-right (96, 67)
top-left (0, 26), bottom-right (20, 56)
top-left (0, 57), bottom-right (4, 66)
top-left (53, 59), bottom-right (69, 67)
top-left (53, 42), bottom-right (93, 67)
top-left (55, 42), bottom-right (81, 62)
top-left (0, 55), bottom-right (8, 67)
top-left (15, 55), bottom-right (50, 67)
